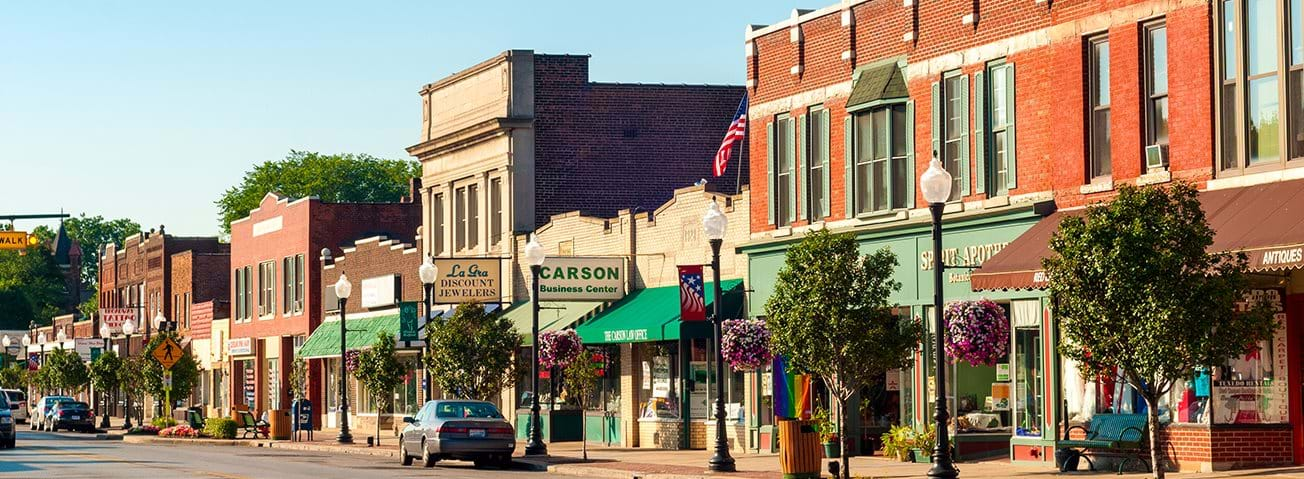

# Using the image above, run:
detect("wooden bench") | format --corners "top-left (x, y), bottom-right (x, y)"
top-left (237, 411), bottom-right (269, 439)
top-left (1059, 413), bottom-right (1151, 474)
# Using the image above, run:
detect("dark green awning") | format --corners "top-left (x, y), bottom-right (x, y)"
top-left (297, 314), bottom-right (399, 359)
top-left (576, 279), bottom-right (744, 344)
top-left (845, 62), bottom-right (909, 112)
top-left (501, 300), bottom-right (608, 346)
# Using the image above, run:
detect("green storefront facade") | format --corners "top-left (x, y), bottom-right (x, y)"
top-left (740, 202), bottom-right (1059, 463)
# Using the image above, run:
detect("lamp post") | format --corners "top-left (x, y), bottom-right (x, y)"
top-left (153, 312), bottom-right (172, 414)
top-left (702, 200), bottom-right (736, 472)
top-left (121, 317), bottom-right (136, 429)
top-left (418, 255), bottom-right (438, 401)
top-left (20, 334), bottom-right (31, 404)
top-left (523, 234), bottom-right (547, 456)
top-left (99, 323), bottom-right (113, 429)
top-left (334, 273), bottom-right (354, 444)
top-left (920, 156), bottom-right (959, 479)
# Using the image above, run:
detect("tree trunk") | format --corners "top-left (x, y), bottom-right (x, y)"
top-left (375, 397), bottom-right (384, 446)
top-left (581, 401), bottom-right (588, 461)
top-left (1144, 394), bottom-right (1163, 479)
top-left (836, 396), bottom-right (850, 479)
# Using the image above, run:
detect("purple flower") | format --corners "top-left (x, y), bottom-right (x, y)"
top-left (539, 330), bottom-right (582, 368)
top-left (943, 299), bottom-right (1010, 366)
top-left (721, 320), bottom-right (773, 371)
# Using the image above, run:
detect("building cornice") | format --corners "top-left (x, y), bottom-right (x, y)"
top-left (406, 117), bottom-right (532, 159)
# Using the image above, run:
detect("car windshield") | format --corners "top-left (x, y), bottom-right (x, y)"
top-left (6, 391), bottom-right (24, 402)
top-left (434, 402), bottom-right (503, 419)
top-left (45, 397), bottom-right (72, 408)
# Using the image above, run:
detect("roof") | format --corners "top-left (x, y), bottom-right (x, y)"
top-left (846, 62), bottom-right (909, 111)
top-left (576, 280), bottom-right (743, 344)
top-left (501, 300), bottom-right (608, 346)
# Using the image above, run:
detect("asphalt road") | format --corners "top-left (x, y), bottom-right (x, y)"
top-left (0, 430), bottom-right (547, 479)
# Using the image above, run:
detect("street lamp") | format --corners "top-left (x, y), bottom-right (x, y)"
top-left (99, 323), bottom-right (113, 429)
top-left (418, 255), bottom-right (438, 401)
top-left (702, 199), bottom-right (736, 472)
top-left (523, 234), bottom-right (547, 456)
top-left (921, 155), bottom-right (959, 479)
top-left (122, 317), bottom-right (137, 429)
top-left (334, 273), bottom-right (354, 444)
top-left (56, 329), bottom-right (67, 345)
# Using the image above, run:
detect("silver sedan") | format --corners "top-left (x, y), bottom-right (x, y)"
top-left (398, 400), bottom-right (516, 468)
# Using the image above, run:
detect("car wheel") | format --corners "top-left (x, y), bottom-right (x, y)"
top-left (473, 459), bottom-right (490, 469)
top-left (421, 439), bottom-right (437, 468)
top-left (400, 439), bottom-right (413, 466)
top-left (496, 454), bottom-right (514, 469)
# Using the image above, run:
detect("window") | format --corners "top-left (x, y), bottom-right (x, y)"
top-left (1088, 35), bottom-right (1112, 180)
top-left (1219, 0), bottom-right (1301, 172)
top-left (852, 105), bottom-right (910, 214)
top-left (769, 115), bottom-right (795, 227)
top-left (979, 61), bottom-right (1017, 196)
top-left (940, 73), bottom-right (969, 200)
top-left (282, 257), bottom-right (293, 315)
top-left (183, 292), bottom-right (190, 329)
top-left (454, 187), bottom-right (467, 251)
top-left (468, 183), bottom-right (479, 249)
top-left (1015, 327), bottom-right (1043, 436)
top-left (234, 267), bottom-right (246, 321)
top-left (432, 193), bottom-right (445, 256)
top-left (805, 107), bottom-right (830, 220)
top-left (490, 178), bottom-right (503, 247)
top-left (258, 261), bottom-right (275, 317)
top-left (243, 266), bottom-right (252, 320)
top-left (294, 254), bottom-right (304, 313)
top-left (1144, 21), bottom-right (1170, 167)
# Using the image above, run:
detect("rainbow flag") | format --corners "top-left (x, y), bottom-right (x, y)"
top-left (772, 355), bottom-right (812, 420)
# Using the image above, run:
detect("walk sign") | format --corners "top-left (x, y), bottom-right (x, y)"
top-left (0, 231), bottom-right (37, 250)
top-left (152, 337), bottom-right (182, 370)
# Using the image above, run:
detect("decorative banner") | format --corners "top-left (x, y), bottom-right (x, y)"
top-left (398, 301), bottom-right (419, 342)
top-left (772, 355), bottom-right (811, 420)
top-left (433, 258), bottom-right (502, 304)
top-left (27, 353), bottom-right (39, 371)
top-left (537, 257), bottom-right (626, 301)
top-left (100, 308), bottom-right (138, 334)
top-left (678, 265), bottom-right (706, 321)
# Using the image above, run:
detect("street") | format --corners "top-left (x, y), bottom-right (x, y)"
top-left (0, 430), bottom-right (546, 479)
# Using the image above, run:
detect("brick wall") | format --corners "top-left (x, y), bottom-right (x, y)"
top-left (320, 236), bottom-right (424, 316)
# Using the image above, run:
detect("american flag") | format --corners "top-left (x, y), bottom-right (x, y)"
top-left (678, 265), bottom-right (706, 321)
top-left (713, 94), bottom-right (749, 177)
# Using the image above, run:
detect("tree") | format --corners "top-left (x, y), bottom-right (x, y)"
top-left (563, 348), bottom-right (600, 460)
top-left (90, 351), bottom-right (124, 417)
top-left (121, 355), bottom-right (149, 424)
top-left (63, 214), bottom-right (141, 289)
top-left (289, 356), bottom-right (308, 401)
top-left (42, 348), bottom-right (89, 395)
top-left (354, 332), bottom-right (406, 446)
top-left (425, 303), bottom-right (520, 401)
top-left (215, 150), bottom-right (420, 233)
top-left (0, 363), bottom-right (29, 390)
top-left (0, 244), bottom-right (69, 329)
top-left (764, 228), bottom-right (922, 479)
top-left (1044, 182), bottom-right (1276, 478)
top-left (141, 332), bottom-right (200, 410)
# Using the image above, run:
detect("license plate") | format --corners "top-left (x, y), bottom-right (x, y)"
top-left (468, 429), bottom-right (485, 438)
top-left (70, 416), bottom-right (80, 420)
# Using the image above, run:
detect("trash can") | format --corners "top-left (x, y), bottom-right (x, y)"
top-left (778, 419), bottom-right (821, 479)
top-left (269, 409), bottom-right (291, 440)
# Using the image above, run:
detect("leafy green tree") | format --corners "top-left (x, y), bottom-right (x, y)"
top-left (764, 228), bottom-right (922, 479)
top-left (0, 363), bottom-right (29, 390)
top-left (90, 351), bottom-right (124, 417)
top-left (289, 356), bottom-right (308, 401)
top-left (43, 347), bottom-right (90, 395)
top-left (121, 354), bottom-right (149, 424)
top-left (1044, 182), bottom-right (1276, 478)
top-left (354, 332), bottom-right (406, 446)
top-left (140, 332), bottom-right (200, 409)
top-left (215, 150), bottom-right (420, 233)
top-left (563, 348), bottom-right (600, 460)
top-left (0, 245), bottom-right (69, 329)
top-left (63, 215), bottom-right (141, 289)
top-left (425, 303), bottom-right (520, 401)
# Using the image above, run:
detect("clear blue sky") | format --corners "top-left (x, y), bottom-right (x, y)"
top-left (1, 1), bottom-right (798, 237)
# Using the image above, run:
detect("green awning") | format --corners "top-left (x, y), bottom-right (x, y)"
top-left (501, 300), bottom-right (608, 345)
top-left (297, 314), bottom-right (400, 359)
top-left (845, 61), bottom-right (908, 112)
top-left (576, 279), bottom-right (744, 345)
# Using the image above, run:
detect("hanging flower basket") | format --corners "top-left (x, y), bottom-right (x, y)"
top-left (943, 299), bottom-right (1010, 366)
top-left (539, 329), bottom-right (583, 369)
top-left (344, 349), bottom-right (361, 372)
top-left (721, 319), bottom-right (773, 371)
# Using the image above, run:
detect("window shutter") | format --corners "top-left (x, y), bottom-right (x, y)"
top-left (767, 121), bottom-right (775, 225)
top-left (930, 82), bottom-right (941, 164)
top-left (820, 110), bottom-right (831, 218)
top-left (906, 101), bottom-right (916, 208)
top-left (797, 114), bottom-right (807, 221)
top-left (959, 74), bottom-right (971, 197)
top-left (844, 116), bottom-right (854, 218)
top-left (974, 71), bottom-right (986, 195)
top-left (786, 118), bottom-right (797, 224)
top-left (1005, 64), bottom-right (1017, 191)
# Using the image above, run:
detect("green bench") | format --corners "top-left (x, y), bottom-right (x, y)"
top-left (1059, 413), bottom-right (1151, 474)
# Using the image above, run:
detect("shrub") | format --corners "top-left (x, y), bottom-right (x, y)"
top-left (151, 416), bottom-right (178, 428)
top-left (203, 418), bottom-right (238, 439)
top-left (159, 424), bottom-right (199, 438)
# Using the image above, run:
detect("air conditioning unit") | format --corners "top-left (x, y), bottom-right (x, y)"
top-left (1145, 144), bottom-right (1169, 170)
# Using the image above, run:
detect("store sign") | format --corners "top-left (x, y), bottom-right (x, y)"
top-left (651, 356), bottom-right (672, 399)
top-left (228, 337), bottom-right (253, 356)
top-left (1213, 288), bottom-right (1289, 424)
top-left (100, 308), bottom-right (137, 333)
top-left (920, 241), bottom-right (1011, 283)
top-left (433, 258), bottom-right (502, 304)
top-left (1258, 247), bottom-right (1304, 268)
top-left (538, 257), bottom-right (626, 301)
top-left (361, 274), bottom-right (399, 309)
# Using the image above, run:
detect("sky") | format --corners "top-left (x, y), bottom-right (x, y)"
top-left (0, 0), bottom-right (797, 237)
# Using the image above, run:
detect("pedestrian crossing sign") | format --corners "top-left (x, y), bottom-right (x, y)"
top-left (152, 337), bottom-right (183, 370)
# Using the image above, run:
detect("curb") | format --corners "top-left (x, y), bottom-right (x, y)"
top-left (121, 435), bottom-right (261, 447)
top-left (546, 463), bottom-right (723, 479)
top-left (266, 441), bottom-right (399, 459)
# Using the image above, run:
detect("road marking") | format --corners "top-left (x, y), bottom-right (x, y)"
top-left (19, 441), bottom-right (252, 478)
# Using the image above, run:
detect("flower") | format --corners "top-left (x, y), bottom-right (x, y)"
top-left (158, 424), bottom-right (199, 438)
top-left (539, 329), bottom-right (583, 369)
top-left (942, 299), bottom-right (1010, 366)
top-left (721, 319), bottom-right (773, 371)
top-left (344, 349), bottom-right (361, 372)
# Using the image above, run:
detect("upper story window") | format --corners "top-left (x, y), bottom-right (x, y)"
top-left (934, 72), bottom-right (969, 200)
top-left (282, 254), bottom-right (304, 315)
top-left (805, 107), bottom-right (830, 221)
top-left (767, 115), bottom-right (795, 227)
top-left (851, 104), bottom-right (911, 214)
top-left (1144, 21), bottom-right (1170, 171)
top-left (431, 193), bottom-right (445, 256)
top-left (454, 187), bottom-right (467, 251)
top-left (1219, 0), bottom-right (1303, 174)
top-left (978, 60), bottom-right (1017, 196)
top-left (234, 265), bottom-right (252, 322)
top-left (467, 183), bottom-right (480, 250)
top-left (1088, 35), bottom-right (1112, 181)
top-left (490, 178), bottom-right (503, 247)
top-left (257, 261), bottom-right (275, 318)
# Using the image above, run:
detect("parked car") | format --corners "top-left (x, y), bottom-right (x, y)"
top-left (32, 395), bottom-right (74, 431)
top-left (398, 400), bottom-right (515, 468)
top-left (48, 401), bottom-right (93, 432)
top-left (0, 390), bottom-right (26, 424)
top-left (0, 393), bottom-right (14, 448)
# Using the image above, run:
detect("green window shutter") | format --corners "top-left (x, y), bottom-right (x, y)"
top-left (930, 82), bottom-right (941, 163)
top-left (1005, 64), bottom-right (1018, 191)
top-left (797, 114), bottom-right (807, 222)
top-left (820, 110), bottom-right (831, 218)
top-left (786, 118), bottom-right (797, 224)
top-left (974, 71), bottom-right (986, 195)
top-left (905, 101), bottom-right (916, 208)
top-left (959, 74), bottom-right (971, 197)
top-left (766, 121), bottom-right (775, 225)
top-left (844, 116), bottom-right (854, 219)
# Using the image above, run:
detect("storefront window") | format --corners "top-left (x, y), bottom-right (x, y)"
top-left (514, 347), bottom-right (555, 411)
top-left (1014, 327), bottom-right (1042, 436)
top-left (640, 343), bottom-right (680, 419)
top-left (325, 358), bottom-right (340, 411)
top-left (924, 305), bottom-right (1011, 434)
top-left (266, 358), bottom-right (280, 410)
top-left (689, 339), bottom-right (712, 419)
top-left (584, 345), bottom-right (621, 412)
top-left (1213, 288), bottom-right (1289, 424)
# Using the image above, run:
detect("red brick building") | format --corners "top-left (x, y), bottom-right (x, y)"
top-left (740, 0), bottom-right (1303, 472)
top-left (226, 186), bottom-right (421, 422)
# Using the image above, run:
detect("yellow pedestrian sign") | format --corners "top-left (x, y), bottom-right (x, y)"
top-left (152, 337), bottom-right (182, 370)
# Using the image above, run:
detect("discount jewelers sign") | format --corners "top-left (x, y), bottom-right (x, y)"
top-left (433, 258), bottom-right (502, 304)
top-left (538, 257), bottom-right (626, 301)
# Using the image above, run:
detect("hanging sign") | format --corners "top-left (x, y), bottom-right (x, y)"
top-left (100, 308), bottom-right (137, 333)
top-left (433, 258), bottom-right (502, 304)
top-left (399, 302), bottom-right (420, 342)
top-left (537, 257), bottom-right (626, 301)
